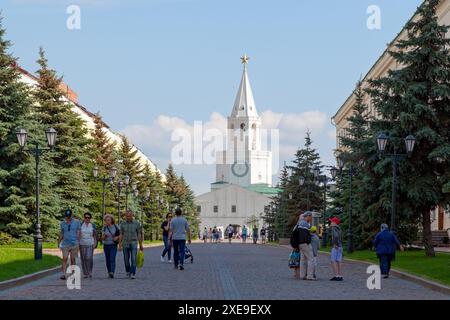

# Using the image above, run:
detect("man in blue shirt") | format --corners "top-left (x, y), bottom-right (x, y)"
top-left (373, 223), bottom-right (404, 278)
top-left (169, 208), bottom-right (191, 270)
top-left (58, 209), bottom-right (81, 280)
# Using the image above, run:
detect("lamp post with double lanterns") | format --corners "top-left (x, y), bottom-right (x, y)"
top-left (17, 128), bottom-right (57, 260)
top-left (93, 166), bottom-right (117, 216)
top-left (117, 180), bottom-right (124, 225)
top-left (124, 174), bottom-right (130, 212)
top-left (376, 133), bottom-right (416, 233)
top-left (331, 153), bottom-right (357, 254)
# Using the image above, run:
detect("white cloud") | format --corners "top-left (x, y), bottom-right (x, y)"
top-left (121, 110), bottom-right (336, 195)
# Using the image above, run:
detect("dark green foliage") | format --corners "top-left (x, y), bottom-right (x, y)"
top-left (366, 0), bottom-right (450, 256)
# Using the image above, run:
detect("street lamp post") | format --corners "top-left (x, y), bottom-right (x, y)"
top-left (376, 133), bottom-right (416, 233)
top-left (17, 128), bottom-right (57, 260)
top-left (117, 181), bottom-right (123, 225)
top-left (93, 166), bottom-right (117, 216)
top-left (124, 174), bottom-right (130, 212)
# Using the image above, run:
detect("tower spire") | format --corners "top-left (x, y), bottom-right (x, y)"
top-left (231, 55), bottom-right (258, 118)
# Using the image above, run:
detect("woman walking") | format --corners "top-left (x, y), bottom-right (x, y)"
top-left (102, 214), bottom-right (120, 279)
top-left (79, 212), bottom-right (96, 278)
top-left (242, 225), bottom-right (248, 243)
top-left (373, 223), bottom-right (403, 278)
top-left (161, 212), bottom-right (173, 263)
top-left (208, 228), bottom-right (213, 243)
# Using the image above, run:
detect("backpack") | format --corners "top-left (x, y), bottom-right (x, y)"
top-left (290, 225), bottom-right (311, 248)
top-left (290, 226), bottom-right (301, 248)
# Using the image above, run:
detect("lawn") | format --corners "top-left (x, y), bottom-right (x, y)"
top-left (323, 249), bottom-right (450, 286)
top-left (0, 248), bottom-right (61, 282)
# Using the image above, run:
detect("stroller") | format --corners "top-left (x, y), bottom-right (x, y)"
top-left (184, 246), bottom-right (194, 264)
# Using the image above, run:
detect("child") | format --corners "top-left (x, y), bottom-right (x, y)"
top-left (310, 226), bottom-right (320, 279)
top-left (289, 248), bottom-right (301, 279)
top-left (329, 217), bottom-right (343, 281)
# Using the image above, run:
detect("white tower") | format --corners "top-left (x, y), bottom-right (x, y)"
top-left (215, 55), bottom-right (272, 188)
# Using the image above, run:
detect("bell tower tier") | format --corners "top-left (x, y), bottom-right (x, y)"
top-left (215, 55), bottom-right (272, 188)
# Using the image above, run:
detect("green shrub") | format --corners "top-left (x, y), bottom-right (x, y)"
top-left (0, 232), bottom-right (14, 245)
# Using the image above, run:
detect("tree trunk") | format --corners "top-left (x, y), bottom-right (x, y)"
top-left (422, 209), bottom-right (435, 257)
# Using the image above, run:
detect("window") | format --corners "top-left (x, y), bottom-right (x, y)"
top-left (197, 206), bottom-right (201, 213)
top-left (231, 205), bottom-right (236, 213)
top-left (213, 205), bottom-right (218, 213)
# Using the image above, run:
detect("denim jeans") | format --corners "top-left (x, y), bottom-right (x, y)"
top-left (173, 239), bottom-right (186, 267)
top-left (103, 244), bottom-right (117, 274)
top-left (378, 253), bottom-right (393, 275)
top-left (123, 242), bottom-right (138, 275)
top-left (161, 235), bottom-right (172, 260)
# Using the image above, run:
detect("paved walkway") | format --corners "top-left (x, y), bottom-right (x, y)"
top-left (0, 243), bottom-right (448, 300)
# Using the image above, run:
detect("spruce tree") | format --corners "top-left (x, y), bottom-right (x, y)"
top-left (338, 80), bottom-right (379, 249)
top-left (273, 164), bottom-right (290, 238)
top-left (33, 48), bottom-right (92, 222)
top-left (0, 18), bottom-right (59, 240)
top-left (286, 131), bottom-right (323, 229)
top-left (88, 112), bottom-right (116, 229)
top-left (367, 0), bottom-right (450, 256)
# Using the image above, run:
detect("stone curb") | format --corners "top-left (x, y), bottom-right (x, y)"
top-left (0, 242), bottom-right (166, 292)
top-left (269, 243), bottom-right (450, 296)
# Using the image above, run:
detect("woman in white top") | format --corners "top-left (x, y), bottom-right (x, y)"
top-left (79, 212), bottom-right (97, 278)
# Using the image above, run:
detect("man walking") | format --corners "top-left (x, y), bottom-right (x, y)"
top-left (329, 217), bottom-right (343, 281)
top-left (119, 210), bottom-right (143, 279)
top-left (58, 209), bottom-right (81, 280)
top-left (297, 211), bottom-right (315, 280)
top-left (226, 224), bottom-right (234, 244)
top-left (374, 223), bottom-right (403, 278)
top-left (169, 208), bottom-right (191, 270)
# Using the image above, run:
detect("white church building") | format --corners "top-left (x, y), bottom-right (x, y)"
top-left (195, 56), bottom-right (280, 237)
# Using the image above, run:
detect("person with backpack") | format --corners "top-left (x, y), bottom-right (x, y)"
top-left (102, 214), bottom-right (120, 279)
top-left (296, 211), bottom-right (315, 280)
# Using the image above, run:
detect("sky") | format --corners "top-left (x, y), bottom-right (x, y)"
top-left (1, 0), bottom-right (423, 195)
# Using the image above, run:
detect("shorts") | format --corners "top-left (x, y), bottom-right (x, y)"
top-left (330, 246), bottom-right (343, 262)
top-left (61, 245), bottom-right (79, 259)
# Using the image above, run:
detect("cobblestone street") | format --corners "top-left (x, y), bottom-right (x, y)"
top-left (0, 243), bottom-right (448, 300)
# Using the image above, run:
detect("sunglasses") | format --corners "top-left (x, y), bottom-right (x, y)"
top-left (84, 216), bottom-right (91, 219)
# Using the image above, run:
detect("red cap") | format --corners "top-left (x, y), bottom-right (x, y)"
top-left (329, 217), bottom-right (340, 225)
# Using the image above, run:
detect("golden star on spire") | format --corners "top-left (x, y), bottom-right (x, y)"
top-left (240, 54), bottom-right (250, 65)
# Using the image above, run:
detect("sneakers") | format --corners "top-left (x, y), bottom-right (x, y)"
top-left (130, 274), bottom-right (136, 279)
top-left (168, 260), bottom-right (173, 263)
top-left (179, 265), bottom-right (184, 271)
top-left (160, 256), bottom-right (165, 263)
top-left (126, 272), bottom-right (131, 278)
top-left (108, 273), bottom-right (114, 279)
top-left (60, 275), bottom-right (67, 280)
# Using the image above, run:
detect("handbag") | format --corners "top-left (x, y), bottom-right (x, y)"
top-left (137, 250), bottom-right (144, 269)
top-left (106, 225), bottom-right (120, 245)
